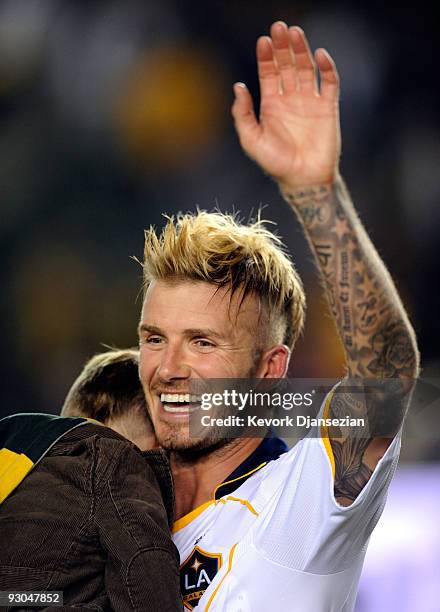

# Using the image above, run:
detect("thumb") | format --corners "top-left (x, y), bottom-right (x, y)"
top-left (231, 83), bottom-right (260, 147)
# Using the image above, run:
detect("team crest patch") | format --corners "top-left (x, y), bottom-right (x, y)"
top-left (180, 546), bottom-right (223, 610)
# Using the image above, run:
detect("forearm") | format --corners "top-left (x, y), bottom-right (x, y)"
top-left (281, 175), bottom-right (419, 381)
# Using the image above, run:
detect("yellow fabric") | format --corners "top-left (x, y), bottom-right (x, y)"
top-left (173, 500), bottom-right (216, 533)
top-left (213, 462), bottom-right (267, 499)
top-left (320, 391), bottom-right (336, 479)
top-left (173, 461), bottom-right (267, 534)
top-left (205, 543), bottom-right (237, 611)
top-left (0, 448), bottom-right (34, 504)
top-left (216, 495), bottom-right (259, 516)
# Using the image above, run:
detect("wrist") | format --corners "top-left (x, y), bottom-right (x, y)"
top-left (278, 172), bottom-right (341, 204)
top-left (278, 171), bottom-right (343, 207)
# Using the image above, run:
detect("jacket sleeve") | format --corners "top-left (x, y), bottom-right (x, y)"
top-left (93, 439), bottom-right (181, 612)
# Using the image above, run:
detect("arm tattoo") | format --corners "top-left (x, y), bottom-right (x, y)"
top-left (332, 440), bottom-right (373, 506)
top-left (283, 178), bottom-right (419, 504)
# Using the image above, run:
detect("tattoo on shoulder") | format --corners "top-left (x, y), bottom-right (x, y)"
top-left (332, 439), bottom-right (373, 506)
top-left (328, 382), bottom-right (405, 505)
top-left (329, 390), bottom-right (372, 504)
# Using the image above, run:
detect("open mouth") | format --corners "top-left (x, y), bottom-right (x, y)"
top-left (160, 393), bottom-right (201, 414)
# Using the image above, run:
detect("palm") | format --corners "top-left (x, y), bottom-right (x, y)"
top-left (256, 94), bottom-right (339, 184)
top-left (232, 23), bottom-right (341, 189)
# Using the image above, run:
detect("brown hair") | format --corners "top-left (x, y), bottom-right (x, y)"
top-left (61, 349), bottom-right (146, 421)
top-left (143, 211), bottom-right (306, 348)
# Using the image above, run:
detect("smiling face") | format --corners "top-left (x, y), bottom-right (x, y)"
top-left (138, 279), bottom-right (289, 452)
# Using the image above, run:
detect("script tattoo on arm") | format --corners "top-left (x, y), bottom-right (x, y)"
top-left (282, 177), bottom-right (419, 505)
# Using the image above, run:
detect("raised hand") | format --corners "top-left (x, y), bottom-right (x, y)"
top-left (232, 22), bottom-right (341, 190)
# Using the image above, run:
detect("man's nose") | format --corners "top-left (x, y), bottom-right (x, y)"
top-left (157, 343), bottom-right (191, 382)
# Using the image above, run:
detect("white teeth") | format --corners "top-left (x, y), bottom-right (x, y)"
top-left (163, 404), bottom-right (197, 414)
top-left (158, 392), bottom-right (201, 414)
top-left (160, 393), bottom-right (200, 403)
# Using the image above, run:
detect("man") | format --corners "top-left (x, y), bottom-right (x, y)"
top-left (137, 22), bottom-right (419, 611)
top-left (0, 349), bottom-right (180, 611)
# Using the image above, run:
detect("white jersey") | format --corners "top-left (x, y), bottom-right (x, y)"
top-left (173, 404), bottom-right (401, 611)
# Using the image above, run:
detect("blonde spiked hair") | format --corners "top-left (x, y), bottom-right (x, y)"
top-left (143, 211), bottom-right (305, 349)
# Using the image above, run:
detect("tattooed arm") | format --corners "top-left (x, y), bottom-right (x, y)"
top-left (285, 179), bottom-right (418, 505)
top-left (232, 22), bottom-right (419, 505)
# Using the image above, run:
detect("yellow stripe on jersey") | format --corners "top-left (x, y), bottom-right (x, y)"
top-left (204, 543), bottom-right (237, 611)
top-left (0, 448), bottom-right (34, 504)
top-left (173, 500), bottom-right (216, 534)
top-left (174, 462), bottom-right (268, 533)
top-left (213, 461), bottom-right (267, 499)
top-left (217, 495), bottom-right (259, 516)
top-left (320, 390), bottom-right (336, 479)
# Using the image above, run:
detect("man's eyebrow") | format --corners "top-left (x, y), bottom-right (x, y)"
top-left (137, 324), bottom-right (224, 339)
top-left (183, 328), bottom-right (224, 340)
top-left (138, 324), bottom-right (163, 335)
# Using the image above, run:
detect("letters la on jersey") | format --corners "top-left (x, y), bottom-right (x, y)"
top-left (173, 459), bottom-right (275, 611)
top-left (180, 546), bottom-right (222, 610)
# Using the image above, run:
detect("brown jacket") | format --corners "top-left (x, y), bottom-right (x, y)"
top-left (0, 418), bottom-right (180, 611)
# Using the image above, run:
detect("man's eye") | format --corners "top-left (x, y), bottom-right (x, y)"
top-left (194, 339), bottom-right (215, 348)
top-left (145, 336), bottom-right (164, 344)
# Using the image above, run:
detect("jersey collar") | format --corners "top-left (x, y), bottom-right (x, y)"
top-left (214, 436), bottom-right (288, 500)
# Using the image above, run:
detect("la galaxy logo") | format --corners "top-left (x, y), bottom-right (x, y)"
top-left (180, 546), bottom-right (222, 610)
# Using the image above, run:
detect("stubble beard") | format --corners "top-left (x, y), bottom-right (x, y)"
top-left (155, 419), bottom-right (232, 463)
top-left (147, 350), bottom-right (263, 461)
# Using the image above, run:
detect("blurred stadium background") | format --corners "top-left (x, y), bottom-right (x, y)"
top-left (0, 1), bottom-right (439, 609)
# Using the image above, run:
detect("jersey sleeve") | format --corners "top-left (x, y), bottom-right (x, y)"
top-left (253, 425), bottom-right (401, 575)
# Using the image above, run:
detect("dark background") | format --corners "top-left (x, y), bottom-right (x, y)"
top-left (1, 0), bottom-right (439, 461)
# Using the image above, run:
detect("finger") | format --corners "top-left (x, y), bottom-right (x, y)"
top-left (256, 36), bottom-right (280, 97)
top-left (315, 48), bottom-right (339, 102)
top-left (231, 82), bottom-right (260, 146)
top-left (270, 21), bottom-right (297, 94)
top-left (289, 26), bottom-right (318, 94)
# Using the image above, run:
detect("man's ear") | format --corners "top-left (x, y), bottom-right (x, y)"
top-left (256, 345), bottom-right (291, 379)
